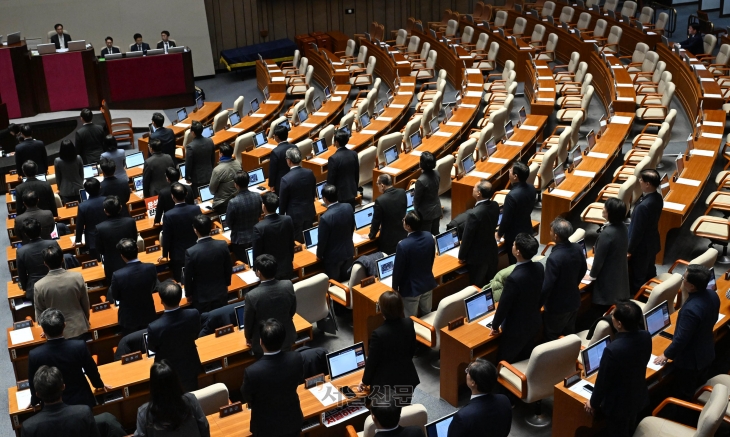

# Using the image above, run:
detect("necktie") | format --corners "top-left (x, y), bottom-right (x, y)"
top-left (138, 44), bottom-right (141, 51)
top-left (165, 42), bottom-right (168, 53)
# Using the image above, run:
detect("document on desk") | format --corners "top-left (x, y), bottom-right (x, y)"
top-left (701, 132), bottom-right (723, 139)
top-left (390, 104), bottom-right (405, 109)
top-left (616, 83), bottom-right (633, 87)
top-left (460, 104), bottom-right (477, 108)
top-left (689, 149), bottom-right (714, 157)
top-left (587, 152), bottom-right (608, 159)
top-left (411, 151), bottom-right (423, 157)
top-left (537, 98), bottom-right (554, 102)
top-left (69, 235), bottom-right (85, 245)
top-left (9, 327), bottom-right (33, 345)
top-left (377, 117), bottom-right (393, 122)
top-left (15, 390), bottom-right (31, 410)
top-left (442, 246), bottom-right (461, 259)
top-left (250, 113), bottom-right (266, 117)
top-left (226, 128), bottom-right (244, 133)
top-left (175, 123), bottom-right (191, 128)
top-left (536, 65), bottom-right (549, 69)
top-left (309, 157), bottom-right (327, 165)
top-left (616, 97), bottom-right (633, 101)
top-left (573, 170), bottom-right (596, 178)
top-left (647, 355), bottom-right (665, 372)
top-left (466, 68), bottom-right (481, 74)
top-left (567, 379), bottom-right (594, 400)
top-left (663, 202), bottom-right (685, 212)
top-left (397, 92), bottom-right (411, 96)
top-left (271, 77), bottom-right (285, 82)
top-left (465, 91), bottom-right (482, 98)
top-left (335, 91), bottom-right (349, 95)
top-left (610, 116), bottom-right (632, 124)
top-left (237, 269), bottom-right (260, 284)
top-left (434, 132), bottom-right (452, 138)
top-left (314, 112), bottom-right (330, 117)
top-left (361, 130), bottom-right (378, 135)
top-left (717, 314), bottom-right (726, 324)
top-left (520, 125), bottom-right (538, 131)
top-left (265, 100), bottom-right (281, 105)
top-left (469, 171), bottom-right (492, 179)
top-left (503, 141), bottom-right (523, 147)
top-left (675, 178), bottom-right (701, 187)
top-left (309, 382), bottom-right (344, 407)
top-left (539, 88), bottom-right (555, 92)
top-left (550, 189), bottom-right (575, 198)
top-left (487, 157), bottom-right (508, 164)
top-left (352, 233), bottom-right (367, 244)
top-left (468, 83), bottom-right (482, 88)
top-left (477, 314), bottom-right (495, 329)
top-left (396, 61), bottom-right (410, 64)
top-left (223, 230), bottom-right (231, 240)
top-left (307, 246), bottom-right (318, 255)
top-left (703, 120), bottom-right (724, 127)
top-left (331, 97), bottom-right (342, 102)
top-left (260, 144), bottom-right (276, 149)
top-left (299, 123), bottom-right (317, 128)
top-left (380, 166), bottom-right (400, 175)
top-left (446, 121), bottom-right (464, 127)
top-left (701, 78), bottom-right (715, 82)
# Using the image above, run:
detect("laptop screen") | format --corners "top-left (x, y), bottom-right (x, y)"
top-left (316, 181), bottom-right (326, 199)
top-left (246, 247), bottom-right (254, 266)
top-left (279, 120), bottom-right (291, 131)
top-left (304, 226), bottom-right (319, 248)
top-left (586, 130), bottom-right (596, 152)
top-left (220, 213), bottom-right (229, 231)
top-left (464, 288), bottom-right (495, 323)
top-left (444, 105), bottom-right (453, 122)
top-left (229, 112), bottom-right (241, 126)
top-left (126, 152), bottom-right (144, 169)
top-left (324, 86), bottom-right (331, 100)
top-left (660, 173), bottom-right (670, 198)
top-left (254, 131), bottom-right (267, 148)
top-left (202, 125), bottom-right (214, 138)
top-left (376, 100), bottom-right (385, 115)
top-left (298, 109), bottom-right (308, 124)
top-left (410, 131), bottom-right (423, 149)
top-left (313, 139), bottom-right (327, 156)
top-left (553, 165), bottom-right (566, 187)
top-left (519, 106), bottom-right (526, 123)
top-left (675, 155), bottom-right (685, 176)
top-left (234, 304), bottom-right (245, 330)
top-left (571, 146), bottom-right (583, 168)
top-left (486, 137), bottom-right (497, 157)
top-left (599, 116), bottom-right (607, 135)
top-left (354, 204), bottom-right (375, 230)
top-left (577, 238), bottom-right (587, 258)
top-left (83, 164), bottom-right (99, 179)
top-left (79, 189), bottom-right (88, 202)
top-left (582, 335), bottom-right (611, 377)
top-left (179, 164), bottom-right (186, 179)
top-left (248, 168), bottom-right (265, 186)
top-left (406, 189), bottom-right (414, 208)
top-left (462, 155), bottom-right (476, 175)
top-left (436, 228), bottom-right (460, 255)
top-left (644, 301), bottom-right (671, 336)
top-left (176, 108), bottom-right (188, 122)
top-left (505, 120), bottom-right (514, 139)
top-left (384, 146), bottom-right (399, 165)
top-left (430, 117), bottom-right (440, 134)
top-left (360, 113), bottom-right (371, 128)
top-left (133, 176), bottom-right (144, 192)
top-left (251, 98), bottom-right (259, 113)
top-left (198, 185), bottom-right (214, 202)
top-left (709, 268), bottom-right (717, 291)
top-left (425, 413), bottom-right (456, 437)
top-left (326, 342), bottom-right (366, 380)
top-left (376, 254), bottom-right (396, 281)
top-left (143, 333), bottom-right (155, 358)
top-left (313, 96), bottom-right (322, 111)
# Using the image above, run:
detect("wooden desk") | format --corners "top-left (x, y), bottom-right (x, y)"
top-left (136, 102), bottom-right (222, 157)
top-left (308, 48), bottom-right (351, 88)
top-left (462, 19), bottom-right (535, 82)
top-left (360, 39), bottom-right (412, 90)
top-left (525, 60), bottom-right (558, 116)
top-left (0, 41), bottom-right (35, 119)
top-left (30, 48), bottom-right (100, 113)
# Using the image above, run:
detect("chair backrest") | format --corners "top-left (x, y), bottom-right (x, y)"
top-left (436, 155), bottom-right (455, 195)
top-left (488, 41), bottom-right (499, 61)
top-left (475, 123), bottom-right (494, 160)
top-left (292, 50), bottom-right (301, 68)
top-left (574, 62), bottom-right (588, 83)
top-left (594, 19), bottom-right (607, 38)
top-left (523, 334), bottom-right (581, 402)
top-left (319, 125), bottom-right (335, 147)
top-left (419, 42), bottom-right (431, 59)
top-left (340, 112), bottom-right (355, 133)
top-left (365, 88), bottom-right (378, 117)
top-left (376, 132), bottom-right (403, 163)
top-left (213, 110), bottom-right (229, 132)
top-left (695, 384), bottom-right (729, 437)
top-left (362, 404), bottom-right (429, 437)
top-left (191, 383), bottom-right (230, 416)
top-left (586, 0), bottom-right (599, 7)
top-left (462, 26), bottom-right (475, 45)
top-left (655, 12), bottom-right (668, 31)
top-left (358, 146), bottom-right (377, 186)
top-left (182, 129), bottom-right (193, 148)
top-left (620, 0), bottom-right (637, 17)
top-left (603, 0), bottom-right (617, 12)
top-left (475, 32), bottom-right (489, 51)
top-left (559, 6), bottom-right (575, 23)
top-left (502, 70), bottom-right (517, 90)
top-left (403, 116), bottom-right (422, 151)
top-left (607, 26), bottom-right (622, 45)
top-left (430, 286), bottom-right (481, 350)
top-left (577, 12), bottom-right (591, 29)
top-left (426, 50), bottom-right (438, 69)
top-left (232, 96), bottom-right (245, 116)
top-left (656, 72), bottom-right (673, 95)
top-left (446, 19), bottom-right (458, 37)
top-left (715, 44), bottom-right (730, 65)
top-left (346, 263), bottom-right (368, 291)
top-left (542, 1), bottom-right (556, 17)
top-left (293, 273), bottom-right (330, 323)
top-left (291, 101), bottom-right (307, 124)
top-left (691, 248), bottom-right (719, 268)
top-left (568, 113), bottom-right (582, 147)
top-left (527, 162), bottom-right (540, 186)
top-left (396, 29), bottom-right (408, 46)
top-left (703, 34), bottom-right (717, 55)
top-left (504, 59), bottom-right (515, 74)
top-left (345, 39), bottom-right (356, 57)
top-left (490, 107), bottom-right (508, 140)
top-left (585, 319), bottom-right (613, 348)
top-left (569, 228), bottom-right (585, 243)
top-left (531, 24), bottom-right (546, 43)
top-left (538, 145), bottom-right (559, 190)
top-left (234, 132), bottom-right (255, 159)
top-left (660, 82), bottom-right (675, 107)
top-left (455, 139), bottom-right (477, 174)
top-left (421, 104), bottom-right (436, 135)
top-left (631, 43), bottom-right (650, 65)
top-left (503, 92), bottom-right (516, 114)
top-left (638, 7), bottom-right (653, 24)
top-left (299, 57), bottom-right (309, 75)
top-left (296, 139), bottom-right (313, 158)
top-left (268, 116), bottom-right (287, 139)
top-left (47, 30), bottom-right (69, 42)
top-left (641, 51), bottom-right (659, 73)
top-left (645, 273), bottom-right (682, 316)
top-left (581, 85), bottom-right (594, 110)
top-left (650, 60), bottom-right (666, 83)
top-left (546, 33), bottom-right (558, 52)
top-left (514, 18), bottom-right (527, 35)
top-left (357, 45), bottom-right (368, 64)
top-left (556, 126), bottom-right (572, 164)
top-left (617, 175), bottom-right (636, 210)
top-left (566, 52), bottom-right (581, 73)
top-left (407, 35), bottom-right (420, 53)
top-left (495, 11), bottom-right (508, 27)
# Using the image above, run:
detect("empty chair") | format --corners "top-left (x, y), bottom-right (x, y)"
top-left (473, 42), bottom-right (499, 72)
top-left (417, 74), bottom-right (446, 102)
top-left (228, 95), bottom-right (244, 116)
top-left (334, 40), bottom-right (356, 59)
top-left (461, 26), bottom-right (475, 46)
top-left (599, 26), bottom-right (622, 53)
top-left (286, 65), bottom-right (313, 96)
top-left (289, 101), bottom-right (307, 125)
top-left (328, 263), bottom-right (368, 309)
top-left (402, 117), bottom-right (422, 152)
top-left (407, 41), bottom-right (430, 62)
top-left (510, 17), bottom-right (527, 37)
top-left (619, 0), bottom-right (637, 19)
top-left (293, 273), bottom-right (332, 324)
top-left (577, 319), bottom-right (613, 350)
top-left (556, 85), bottom-right (594, 122)
top-left (191, 383), bottom-right (230, 415)
top-left (583, 19), bottom-right (607, 39)
top-left (489, 106), bottom-right (509, 140)
top-left (544, 113), bottom-right (581, 151)
top-left (359, 404), bottom-right (428, 437)
top-left (558, 6), bottom-right (575, 24)
top-left (621, 43), bottom-right (650, 72)
top-left (707, 44), bottom-right (730, 76)
top-left (556, 67), bottom-right (590, 97)
top-left (233, 132), bottom-right (255, 159)
top-left (357, 146), bottom-right (376, 187)
top-left (436, 155), bottom-right (455, 195)
top-left (603, 0), bottom-right (618, 12)
top-left (630, 272), bottom-right (682, 313)
top-left (100, 100), bottom-right (134, 147)
top-left (695, 377), bottom-right (730, 415)
top-left (453, 139), bottom-right (477, 176)
top-left (411, 286), bottom-right (480, 350)
top-left (629, 51), bottom-right (659, 81)
top-left (376, 132), bottom-right (403, 164)
top-left (402, 35), bottom-right (420, 55)
top-left (267, 116), bottom-right (287, 139)
top-left (443, 20), bottom-right (459, 41)
top-left (420, 104), bottom-right (436, 136)
top-left (295, 139), bottom-right (312, 158)
top-left (536, 33), bottom-right (558, 61)
top-left (283, 56), bottom-right (308, 76)
top-left (652, 12), bottom-right (669, 35)
top-left (348, 45), bottom-right (368, 67)
top-left (212, 110), bottom-right (229, 133)
top-left (691, 216), bottom-right (730, 264)
top-left (527, 24), bottom-right (546, 47)
top-left (536, 145), bottom-right (560, 192)
top-left (541, 1), bottom-right (556, 18)
top-left (281, 50), bottom-right (300, 71)
top-left (532, 126), bottom-right (572, 166)
top-left (349, 56), bottom-right (376, 87)
top-left (411, 50), bottom-right (437, 80)
top-left (696, 34), bottom-right (718, 60)
top-left (636, 72), bottom-right (672, 105)
top-left (469, 32), bottom-right (489, 54)
top-left (388, 29), bottom-right (408, 49)
top-left (553, 52), bottom-right (581, 82)
top-left (494, 11), bottom-right (508, 27)
top-left (471, 123), bottom-right (494, 161)
top-left (576, 12), bottom-right (591, 31)
top-left (319, 125), bottom-right (335, 148)
top-left (635, 82), bottom-right (674, 121)
top-left (636, 6), bottom-right (653, 25)
top-left (484, 70), bottom-right (516, 101)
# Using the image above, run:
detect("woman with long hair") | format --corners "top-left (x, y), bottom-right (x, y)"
top-left (100, 134), bottom-right (127, 179)
top-left (134, 360), bottom-right (210, 436)
top-left (53, 139), bottom-right (84, 204)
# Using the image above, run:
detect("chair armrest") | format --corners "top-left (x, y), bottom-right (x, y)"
top-left (328, 279), bottom-right (351, 307)
top-left (652, 398), bottom-right (705, 417)
top-left (497, 360), bottom-right (528, 399)
top-left (418, 81), bottom-right (438, 93)
top-left (410, 315), bottom-right (436, 347)
top-left (541, 242), bottom-right (556, 255)
top-left (551, 64), bottom-right (569, 72)
top-left (633, 284), bottom-right (655, 300)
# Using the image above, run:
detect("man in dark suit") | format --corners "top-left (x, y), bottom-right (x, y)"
top-left (241, 319), bottom-right (304, 436)
top-left (585, 302), bottom-right (652, 437)
top-left (157, 30), bottom-right (177, 52)
top-left (14, 191), bottom-right (55, 242)
top-left (149, 112), bottom-right (177, 162)
top-left (100, 36), bottom-right (120, 58)
top-left (143, 138), bottom-right (175, 198)
top-left (654, 264), bottom-right (721, 400)
top-left (490, 233), bottom-right (544, 363)
top-left (458, 180), bottom-right (500, 287)
top-left (17, 218), bottom-right (61, 300)
top-left (74, 109), bottom-right (105, 164)
top-left (679, 23), bottom-right (704, 55)
top-left (267, 124), bottom-right (296, 194)
top-left (15, 160), bottom-right (56, 216)
top-left (370, 403), bottom-right (426, 437)
top-left (15, 125), bottom-right (47, 175)
top-left (368, 174), bottom-right (407, 254)
top-left (130, 33), bottom-right (150, 52)
top-left (185, 215), bottom-right (233, 312)
top-left (99, 159), bottom-right (130, 206)
top-left (50, 24), bottom-right (72, 49)
top-left (392, 211), bottom-right (438, 318)
top-left (628, 169), bottom-right (663, 293)
top-left (244, 255), bottom-right (298, 356)
top-left (28, 309), bottom-right (110, 408)
top-left (317, 185), bottom-right (355, 282)
top-left (279, 147), bottom-right (316, 243)
top-left (110, 239), bottom-right (159, 335)
top-left (95, 196), bottom-right (138, 282)
top-left (226, 170), bottom-right (263, 262)
top-left (147, 282), bottom-right (202, 392)
top-left (447, 359), bottom-right (511, 437)
top-left (184, 120), bottom-right (215, 195)
top-left (153, 167), bottom-right (194, 225)
top-left (413, 152), bottom-right (441, 235)
top-left (541, 218), bottom-right (587, 341)
top-left (497, 162), bottom-right (536, 264)
top-left (326, 129), bottom-right (360, 206)
top-left (160, 183), bottom-right (200, 281)
top-left (74, 178), bottom-right (107, 258)
top-left (253, 193), bottom-right (295, 279)
top-left (199, 302), bottom-right (239, 337)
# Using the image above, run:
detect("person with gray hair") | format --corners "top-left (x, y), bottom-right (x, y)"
top-left (279, 145), bottom-right (316, 243)
top-left (458, 179), bottom-right (500, 287)
top-left (540, 217), bottom-right (587, 340)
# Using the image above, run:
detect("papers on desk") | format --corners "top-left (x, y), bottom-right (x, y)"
top-left (223, 230), bottom-right (231, 240)
top-left (397, 92), bottom-right (411, 96)
top-left (57, 48), bottom-right (69, 53)
top-left (175, 123), bottom-right (191, 128)
top-left (248, 185), bottom-right (265, 193)
top-left (237, 269), bottom-right (260, 284)
top-left (461, 104), bottom-right (477, 108)
top-left (250, 113), bottom-right (266, 117)
top-left (550, 189), bottom-right (575, 198)
top-left (446, 121), bottom-right (464, 127)
top-left (581, 269), bottom-right (593, 284)
top-left (465, 91), bottom-right (482, 98)
top-left (536, 65), bottom-right (549, 69)
top-left (260, 144), bottom-right (276, 149)
top-left (331, 97), bottom-right (342, 102)
top-left (442, 246), bottom-right (461, 259)
top-left (309, 382), bottom-right (344, 407)
top-left (345, 144), bottom-right (356, 150)
top-left (314, 112), bottom-right (330, 117)
top-left (309, 157), bottom-right (327, 165)
top-left (540, 88), bottom-right (555, 92)
top-left (265, 100), bottom-right (281, 105)
top-left (574, 170), bottom-right (597, 178)
top-left (616, 97), bottom-right (633, 101)
top-left (301, 122), bottom-right (317, 128)
top-left (352, 233), bottom-right (367, 244)
top-left (504, 141), bottom-right (523, 147)
top-left (466, 68), bottom-right (481, 74)
top-left (477, 313), bottom-right (496, 329)
top-left (663, 202), bottom-right (685, 211)
top-left (611, 116), bottom-right (632, 124)
top-left (611, 65), bottom-right (623, 69)
top-left (380, 166), bottom-right (400, 175)
top-left (361, 130), bottom-right (378, 135)
top-left (703, 120), bottom-right (723, 127)
top-left (332, 62), bottom-right (343, 66)
top-left (396, 61), bottom-right (410, 64)
top-left (647, 355), bottom-right (665, 372)
top-left (227, 128), bottom-right (244, 133)
top-left (9, 327), bottom-right (33, 345)
top-left (69, 235), bottom-right (85, 245)
top-left (268, 69), bottom-right (281, 73)
top-left (689, 149), bottom-right (715, 157)
top-left (459, 56), bottom-right (472, 59)
top-left (307, 246), bottom-right (318, 255)
top-left (271, 77), bottom-right (285, 82)
top-left (520, 125), bottom-right (539, 131)
top-left (647, 32), bottom-right (657, 35)
top-left (701, 78), bottom-right (715, 82)
top-left (568, 379), bottom-right (594, 400)
top-left (675, 178), bottom-right (701, 187)
top-left (335, 91), bottom-right (349, 95)
top-left (378, 117), bottom-right (393, 122)
top-left (434, 132), bottom-right (452, 137)
top-left (335, 69), bottom-right (349, 72)
top-left (587, 152), bottom-right (608, 159)
top-left (487, 157), bottom-right (508, 164)
top-left (584, 39), bottom-right (597, 43)
top-left (694, 64), bottom-right (706, 70)
top-left (390, 104), bottom-right (405, 109)
top-left (616, 83), bottom-right (633, 87)
top-left (198, 201), bottom-right (213, 212)
top-left (15, 390), bottom-right (31, 410)
top-left (468, 83), bottom-right (482, 88)
top-left (469, 171), bottom-right (492, 179)
top-left (520, 46), bottom-right (533, 50)
top-left (701, 132), bottom-right (723, 139)
top-left (537, 98), bottom-right (554, 102)
top-left (718, 314), bottom-right (726, 324)
top-left (411, 150), bottom-right (423, 157)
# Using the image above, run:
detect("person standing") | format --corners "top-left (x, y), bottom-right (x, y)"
top-left (392, 212), bottom-right (438, 318)
top-left (99, 159), bottom-right (130, 206)
top-left (268, 125), bottom-right (296, 194)
top-left (226, 170), bottom-right (263, 262)
top-left (95, 196), bottom-right (138, 282)
top-left (412, 152), bottom-right (441, 235)
top-left (15, 160), bottom-right (56, 216)
top-left (627, 169), bottom-right (663, 294)
top-left (149, 112), bottom-right (176, 161)
top-left (17, 218), bottom-right (60, 300)
top-left (279, 147), bottom-right (316, 243)
top-left (185, 121), bottom-right (215, 195)
top-left (53, 140), bottom-right (84, 204)
top-left (74, 178), bottom-right (106, 258)
top-left (160, 184), bottom-right (200, 282)
top-left (496, 162), bottom-right (536, 265)
top-left (14, 191), bottom-right (55, 243)
top-left (142, 139), bottom-right (175, 198)
top-left (326, 129), bottom-right (360, 207)
top-left (74, 109), bottom-right (105, 164)
top-left (252, 193), bottom-right (295, 279)
top-left (458, 179), bottom-right (500, 288)
top-left (100, 135), bottom-right (127, 180)
top-left (585, 301), bottom-right (652, 437)
top-left (316, 184), bottom-right (355, 282)
top-left (209, 143), bottom-right (242, 213)
top-left (184, 215), bottom-right (233, 313)
top-left (15, 125), bottom-right (47, 175)
top-left (110, 239), bottom-right (159, 336)
top-left (368, 174), bottom-right (407, 254)
top-left (153, 167), bottom-right (194, 226)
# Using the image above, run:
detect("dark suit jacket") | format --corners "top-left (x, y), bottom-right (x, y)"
top-left (74, 123), bottom-right (105, 165)
top-left (378, 426), bottom-right (425, 437)
top-left (541, 242), bottom-right (587, 314)
top-left (413, 169), bottom-right (441, 221)
top-left (392, 231), bottom-right (437, 297)
top-left (680, 33), bottom-right (704, 55)
top-left (327, 147), bottom-right (360, 202)
top-left (143, 152), bottom-right (175, 197)
top-left (447, 394), bottom-right (512, 437)
top-left (100, 176), bottom-right (130, 206)
top-left (15, 138), bottom-right (48, 175)
top-left (14, 207), bottom-right (55, 243)
top-left (153, 183), bottom-right (194, 225)
top-left (157, 40), bottom-right (177, 49)
top-left (498, 182), bottom-right (535, 242)
top-left (253, 214), bottom-right (295, 279)
top-left (185, 137), bottom-right (215, 186)
top-left (241, 351), bottom-right (304, 436)
top-left (591, 223), bottom-right (629, 305)
top-left (74, 195), bottom-right (106, 249)
top-left (591, 330), bottom-right (652, 419)
top-left (28, 338), bottom-right (104, 408)
top-left (243, 279), bottom-right (298, 355)
top-left (268, 142), bottom-right (296, 193)
top-left (130, 42), bottom-right (151, 52)
top-left (279, 166), bottom-right (316, 221)
top-left (15, 178), bottom-right (57, 217)
top-left (458, 199), bottom-right (500, 267)
top-left (147, 307), bottom-right (202, 391)
top-left (664, 288), bottom-right (720, 370)
top-left (110, 261), bottom-right (158, 332)
top-left (369, 187), bottom-right (407, 254)
top-left (51, 33), bottom-right (73, 49)
top-left (492, 261), bottom-right (544, 362)
top-left (100, 46), bottom-right (120, 57)
top-left (199, 302), bottom-right (239, 337)
top-left (317, 202), bottom-right (355, 264)
top-left (226, 191), bottom-right (263, 245)
top-left (184, 237), bottom-right (232, 304)
top-left (17, 239), bottom-right (58, 299)
top-left (161, 203), bottom-right (200, 261)
top-left (20, 402), bottom-right (99, 437)
top-left (628, 191), bottom-right (663, 257)
top-left (95, 216), bottom-right (138, 279)
top-left (362, 318), bottom-right (420, 389)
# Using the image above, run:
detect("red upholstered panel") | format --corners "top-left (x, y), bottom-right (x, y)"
top-left (106, 54), bottom-right (187, 102)
top-left (42, 51), bottom-right (89, 111)
top-left (0, 49), bottom-right (21, 118)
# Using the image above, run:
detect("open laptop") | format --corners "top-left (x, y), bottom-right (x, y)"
top-left (234, 303), bottom-right (245, 330)
top-left (23, 174), bottom-right (47, 183)
top-left (312, 139), bottom-right (328, 156)
top-left (462, 155), bottom-right (476, 175)
top-left (197, 184), bottom-right (215, 210)
top-left (313, 96), bottom-right (322, 112)
top-left (425, 413), bottom-right (456, 437)
top-left (675, 154), bottom-right (685, 179)
top-left (279, 120), bottom-right (291, 131)
top-left (37, 43), bottom-right (56, 55)
top-left (553, 164), bottom-right (566, 188)
top-left (196, 96), bottom-right (204, 110)
top-left (410, 130), bottom-right (423, 150)
top-left (251, 98), bottom-right (260, 113)
top-left (143, 333), bottom-right (155, 358)
top-left (354, 204), bottom-right (375, 230)
top-left (518, 106), bottom-right (527, 125)
top-left (263, 86), bottom-right (270, 102)
top-left (443, 105), bottom-right (453, 123)
top-left (253, 131), bottom-right (268, 148)
top-left (375, 100), bottom-right (385, 116)
top-left (376, 254), bottom-right (396, 287)
top-left (219, 213), bottom-right (231, 240)
top-left (315, 181), bottom-right (327, 200)
top-left (298, 108), bottom-right (309, 125)
top-left (464, 288), bottom-right (495, 323)
top-left (179, 164), bottom-right (186, 179)
top-left (485, 137), bottom-right (497, 158)
top-left (360, 113), bottom-right (371, 129)
top-left (429, 117), bottom-right (440, 135)
top-left (435, 228), bottom-right (460, 256)
top-left (644, 300), bottom-right (671, 337)
top-left (585, 130), bottom-right (596, 153)
top-left (68, 40), bottom-right (86, 51)
top-left (83, 164), bottom-right (99, 179)
top-left (125, 152), bottom-right (144, 169)
top-left (582, 335), bottom-right (611, 378)
top-left (571, 145), bottom-right (583, 168)
top-left (504, 120), bottom-right (515, 140)
top-left (326, 343), bottom-right (366, 382)
top-left (324, 86), bottom-right (332, 101)
top-left (406, 189), bottom-right (414, 209)
top-left (303, 226), bottom-right (319, 254)
top-left (383, 145), bottom-right (399, 166)
top-left (248, 168), bottom-right (266, 190)
top-left (176, 108), bottom-right (188, 122)
top-left (202, 124), bottom-right (214, 138)
top-left (6, 32), bottom-right (21, 45)
top-left (133, 176), bottom-right (143, 193)
top-left (229, 111), bottom-right (241, 127)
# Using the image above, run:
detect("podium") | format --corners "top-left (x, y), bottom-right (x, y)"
top-left (0, 41), bottom-right (35, 118)
top-left (30, 48), bottom-right (100, 113)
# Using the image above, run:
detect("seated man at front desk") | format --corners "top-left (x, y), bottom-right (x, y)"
top-left (51, 23), bottom-right (71, 50)
top-left (100, 36), bottom-right (120, 58)
top-left (130, 33), bottom-right (150, 53)
top-left (679, 23), bottom-right (704, 55)
top-left (157, 30), bottom-right (177, 53)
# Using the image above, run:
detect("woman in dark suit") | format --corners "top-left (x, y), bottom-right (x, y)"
top-left (413, 151), bottom-right (441, 234)
top-left (358, 291), bottom-right (420, 403)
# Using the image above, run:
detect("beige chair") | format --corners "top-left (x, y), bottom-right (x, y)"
top-left (489, 106), bottom-right (509, 140)
top-left (281, 50), bottom-right (301, 70)
top-left (472, 122), bottom-right (494, 161)
top-left (621, 43), bottom-right (650, 73)
top-left (707, 44), bottom-right (730, 76)
top-left (296, 139), bottom-right (312, 158)
top-left (556, 85), bottom-right (594, 122)
top-left (233, 132), bottom-right (255, 161)
top-left (697, 34), bottom-right (718, 60)
top-left (389, 29), bottom-right (408, 49)
top-left (473, 42), bottom-right (498, 72)
top-left (629, 51), bottom-right (659, 81)
top-left (436, 155), bottom-right (455, 195)
top-left (452, 139), bottom-right (477, 176)
top-left (411, 51), bottom-right (436, 81)
top-left (631, 109), bottom-right (676, 150)
top-left (303, 88), bottom-right (317, 114)
top-left (577, 319), bottom-right (613, 350)
top-left (406, 41), bottom-right (430, 62)
top-left (634, 60), bottom-right (665, 89)
top-left (360, 404), bottom-right (428, 437)
top-left (510, 18), bottom-right (527, 37)
top-left (402, 116), bottom-right (422, 152)
top-left (339, 112), bottom-right (355, 134)
top-left (527, 24), bottom-right (546, 47)
top-left (603, 0), bottom-right (618, 12)
top-left (289, 101), bottom-right (307, 125)
top-left (494, 11), bottom-right (508, 27)
top-left (420, 105), bottom-right (437, 136)
top-left (695, 376), bottom-right (730, 416)
top-left (636, 6), bottom-right (653, 25)
top-left (636, 70), bottom-right (672, 101)
top-left (558, 6), bottom-right (575, 24)
top-left (619, 0), bottom-right (637, 18)
top-left (544, 113), bottom-right (581, 150)
top-left (175, 129), bottom-right (192, 160)
top-left (335, 40), bottom-right (356, 59)
top-left (286, 65), bottom-right (313, 97)
top-left (576, 12), bottom-right (591, 31)
top-left (556, 71), bottom-right (591, 100)
top-left (358, 146), bottom-right (377, 187)
top-left (536, 33), bottom-right (558, 61)
top-left (347, 46), bottom-right (368, 67)
top-left (319, 125), bottom-right (336, 147)
top-left (580, 176), bottom-right (636, 225)
top-left (645, 248), bottom-right (718, 289)
top-left (267, 116), bottom-right (287, 139)
top-left (283, 56), bottom-right (308, 76)
top-left (653, 12), bottom-right (669, 35)
top-left (533, 125), bottom-right (573, 166)
top-left (483, 71), bottom-right (516, 102)
top-left (443, 20), bottom-right (459, 41)
top-left (350, 56), bottom-right (376, 87)
top-left (191, 383), bottom-right (229, 415)
top-left (583, 19), bottom-right (607, 39)
top-left (498, 335), bottom-right (582, 426)
top-left (411, 286), bottom-right (479, 351)
top-left (328, 263), bottom-right (368, 309)
top-left (553, 52), bottom-right (581, 82)
top-left (470, 33), bottom-right (489, 54)
top-left (631, 273), bottom-right (682, 313)
top-left (417, 76), bottom-right (447, 103)
top-left (293, 273), bottom-right (332, 324)
top-left (635, 82), bottom-right (674, 121)
top-left (228, 96), bottom-right (244, 116)
top-left (376, 132), bottom-right (403, 165)
top-left (541, 1), bottom-right (556, 18)
top-left (212, 110), bottom-right (229, 133)
top-left (536, 145), bottom-right (560, 192)
top-left (598, 26), bottom-right (622, 53)
top-left (633, 384), bottom-right (728, 437)
top-left (403, 36), bottom-right (421, 56)
top-left (691, 216), bottom-right (730, 264)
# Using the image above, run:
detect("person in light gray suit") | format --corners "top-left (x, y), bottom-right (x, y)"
top-left (184, 121), bottom-right (215, 195)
